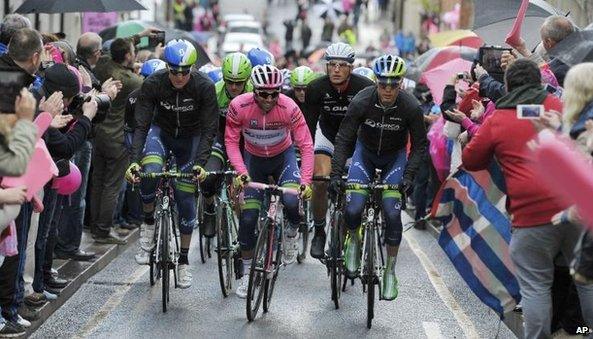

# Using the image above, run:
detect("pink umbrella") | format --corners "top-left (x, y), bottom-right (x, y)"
top-left (420, 58), bottom-right (473, 104)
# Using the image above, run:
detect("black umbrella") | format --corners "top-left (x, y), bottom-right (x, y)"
top-left (548, 29), bottom-right (593, 66)
top-left (15, 0), bottom-right (146, 14)
top-left (473, 0), bottom-right (566, 48)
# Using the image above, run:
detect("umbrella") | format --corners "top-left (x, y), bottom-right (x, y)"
top-left (420, 58), bottom-right (473, 104)
top-left (428, 30), bottom-right (483, 49)
top-left (15, 0), bottom-right (145, 13)
top-left (472, 0), bottom-right (566, 48)
top-left (415, 46), bottom-right (477, 73)
top-left (548, 29), bottom-right (593, 66)
top-left (313, 0), bottom-right (344, 20)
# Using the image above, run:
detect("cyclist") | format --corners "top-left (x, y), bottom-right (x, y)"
top-left (247, 47), bottom-right (275, 67)
top-left (201, 52), bottom-right (253, 237)
top-left (125, 39), bottom-right (218, 288)
top-left (225, 64), bottom-right (314, 298)
top-left (286, 65), bottom-right (318, 139)
top-left (328, 55), bottom-right (428, 300)
top-left (352, 66), bottom-right (376, 82)
top-left (305, 42), bottom-right (374, 259)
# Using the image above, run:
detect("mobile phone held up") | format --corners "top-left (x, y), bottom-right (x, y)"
top-left (149, 31), bottom-right (166, 48)
top-left (516, 104), bottom-right (544, 120)
top-left (478, 46), bottom-right (512, 81)
top-left (0, 69), bottom-right (30, 114)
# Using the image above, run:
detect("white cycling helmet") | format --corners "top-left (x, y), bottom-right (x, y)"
top-left (251, 64), bottom-right (284, 89)
top-left (324, 42), bottom-right (355, 63)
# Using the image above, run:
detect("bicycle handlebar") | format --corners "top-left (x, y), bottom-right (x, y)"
top-left (344, 183), bottom-right (401, 190)
top-left (206, 170), bottom-right (237, 177)
top-left (137, 171), bottom-right (194, 179)
top-left (246, 182), bottom-right (300, 196)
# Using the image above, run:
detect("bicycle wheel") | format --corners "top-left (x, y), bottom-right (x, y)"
top-left (149, 249), bottom-right (158, 286)
top-left (297, 219), bottom-right (309, 263)
top-left (196, 195), bottom-right (207, 264)
top-left (246, 220), bottom-right (270, 321)
top-left (216, 203), bottom-right (233, 297)
top-left (263, 223), bottom-right (282, 312)
top-left (161, 213), bottom-right (170, 313)
top-left (365, 226), bottom-right (375, 329)
top-left (330, 208), bottom-right (343, 309)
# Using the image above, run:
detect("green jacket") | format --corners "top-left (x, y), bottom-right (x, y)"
top-left (215, 79), bottom-right (253, 136)
top-left (94, 57), bottom-right (143, 148)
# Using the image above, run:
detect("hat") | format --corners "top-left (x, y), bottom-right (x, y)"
top-left (42, 63), bottom-right (79, 98)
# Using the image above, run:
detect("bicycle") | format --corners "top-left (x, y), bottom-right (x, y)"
top-left (195, 190), bottom-right (212, 264)
top-left (204, 170), bottom-right (242, 297)
top-left (245, 181), bottom-right (300, 321)
top-left (344, 172), bottom-right (400, 329)
top-left (136, 159), bottom-right (194, 313)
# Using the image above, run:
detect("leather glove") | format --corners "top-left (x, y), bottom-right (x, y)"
top-left (192, 165), bottom-right (207, 182)
top-left (125, 162), bottom-right (141, 183)
top-left (233, 174), bottom-right (250, 189)
top-left (328, 178), bottom-right (344, 202)
top-left (299, 184), bottom-right (313, 200)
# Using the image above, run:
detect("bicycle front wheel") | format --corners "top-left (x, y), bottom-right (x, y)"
top-left (330, 208), bottom-right (343, 309)
top-left (246, 220), bottom-right (270, 321)
top-left (160, 213), bottom-right (170, 313)
top-left (216, 204), bottom-right (232, 297)
top-left (365, 226), bottom-right (376, 329)
top-left (263, 223), bottom-right (281, 312)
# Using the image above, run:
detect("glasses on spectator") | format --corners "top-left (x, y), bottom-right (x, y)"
top-left (327, 61), bottom-right (351, 69)
top-left (294, 86), bottom-right (306, 92)
top-left (169, 67), bottom-right (191, 76)
top-left (255, 90), bottom-right (280, 99)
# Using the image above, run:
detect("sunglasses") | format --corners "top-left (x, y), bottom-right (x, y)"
top-left (294, 87), bottom-right (306, 92)
top-left (377, 78), bottom-right (402, 89)
top-left (256, 90), bottom-right (280, 99)
top-left (225, 79), bottom-right (246, 86)
top-left (327, 61), bottom-right (351, 69)
top-left (169, 67), bottom-right (191, 76)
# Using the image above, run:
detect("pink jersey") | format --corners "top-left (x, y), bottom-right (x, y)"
top-left (225, 93), bottom-right (314, 185)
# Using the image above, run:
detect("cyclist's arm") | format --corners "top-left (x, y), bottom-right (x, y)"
top-left (224, 101), bottom-right (248, 175)
top-left (289, 104), bottom-right (314, 185)
top-left (403, 104), bottom-right (429, 183)
top-left (330, 100), bottom-right (365, 179)
top-left (195, 79), bottom-right (218, 166)
top-left (130, 79), bottom-right (157, 163)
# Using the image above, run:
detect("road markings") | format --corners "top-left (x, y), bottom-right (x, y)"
top-left (73, 265), bottom-right (149, 339)
top-left (423, 321), bottom-right (444, 339)
top-left (404, 232), bottom-right (481, 339)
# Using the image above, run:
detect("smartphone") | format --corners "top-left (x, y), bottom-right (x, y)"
top-left (478, 46), bottom-right (512, 75)
top-left (0, 69), bottom-right (30, 113)
top-left (517, 104), bottom-right (544, 120)
top-left (148, 31), bottom-right (166, 48)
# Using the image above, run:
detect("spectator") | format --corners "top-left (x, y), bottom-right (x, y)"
top-left (461, 59), bottom-right (593, 339)
top-left (321, 16), bottom-right (335, 42)
top-left (0, 28), bottom-right (42, 85)
top-left (510, 15), bottom-right (574, 86)
top-left (173, 0), bottom-right (187, 30)
top-left (91, 37), bottom-right (142, 244)
top-left (283, 19), bottom-right (295, 51)
top-left (75, 32), bottom-right (103, 89)
top-left (300, 18), bottom-right (312, 53)
top-left (184, 0), bottom-right (196, 31)
top-left (0, 14), bottom-right (31, 55)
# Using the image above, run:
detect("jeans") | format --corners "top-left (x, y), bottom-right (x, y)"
top-left (0, 254), bottom-right (18, 320)
top-left (510, 222), bottom-right (593, 339)
top-left (6, 203), bottom-right (33, 320)
top-left (412, 156), bottom-right (438, 221)
top-left (33, 185), bottom-right (60, 293)
top-left (56, 141), bottom-right (92, 254)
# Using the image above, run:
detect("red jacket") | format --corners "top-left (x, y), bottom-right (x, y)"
top-left (461, 94), bottom-right (569, 227)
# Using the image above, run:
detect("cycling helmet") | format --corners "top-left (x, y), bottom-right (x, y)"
top-left (198, 63), bottom-right (216, 73)
top-left (251, 64), bottom-right (284, 89)
top-left (324, 42), bottom-right (355, 63)
top-left (352, 67), bottom-right (376, 81)
top-left (222, 52), bottom-right (252, 82)
top-left (247, 47), bottom-right (275, 67)
top-left (164, 39), bottom-right (197, 70)
top-left (140, 59), bottom-right (167, 77)
top-left (207, 67), bottom-right (223, 83)
top-left (281, 68), bottom-right (292, 88)
top-left (372, 54), bottom-right (406, 83)
top-left (290, 66), bottom-right (317, 87)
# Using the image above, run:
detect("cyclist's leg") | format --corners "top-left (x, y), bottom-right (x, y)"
top-left (170, 134), bottom-right (201, 267)
top-left (343, 142), bottom-right (373, 274)
top-left (201, 139), bottom-right (226, 237)
top-left (379, 149), bottom-right (407, 300)
top-left (311, 123), bottom-right (333, 257)
top-left (276, 147), bottom-right (302, 264)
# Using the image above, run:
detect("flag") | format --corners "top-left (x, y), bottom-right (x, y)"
top-left (431, 163), bottom-right (521, 317)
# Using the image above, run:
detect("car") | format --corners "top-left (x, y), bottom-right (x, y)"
top-left (227, 20), bottom-right (263, 36)
top-left (221, 32), bottom-right (264, 55)
top-left (222, 13), bottom-right (256, 24)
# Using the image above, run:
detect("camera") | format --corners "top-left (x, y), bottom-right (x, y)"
top-left (68, 93), bottom-right (111, 123)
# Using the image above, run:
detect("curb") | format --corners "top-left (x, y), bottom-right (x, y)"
top-left (19, 229), bottom-right (139, 338)
top-left (425, 221), bottom-right (524, 339)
